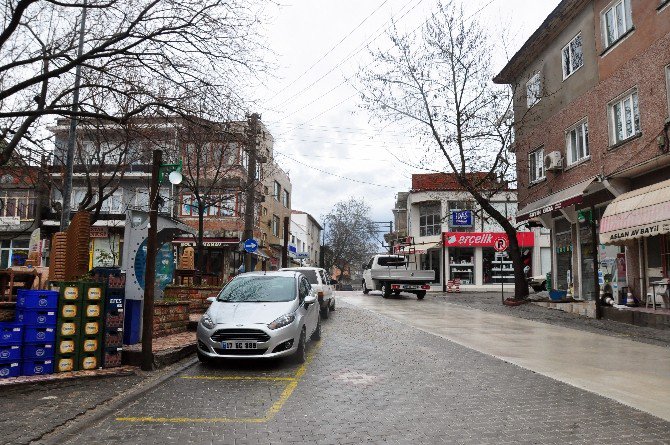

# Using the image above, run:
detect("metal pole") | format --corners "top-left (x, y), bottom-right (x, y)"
top-left (243, 113), bottom-right (259, 273)
top-left (282, 215), bottom-right (289, 268)
top-left (500, 255), bottom-right (504, 304)
top-left (141, 149), bottom-right (161, 371)
top-left (591, 206), bottom-right (602, 319)
top-left (60, 0), bottom-right (88, 231)
top-left (442, 234), bottom-right (447, 293)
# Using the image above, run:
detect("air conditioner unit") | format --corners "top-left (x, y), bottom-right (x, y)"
top-left (544, 151), bottom-right (563, 172)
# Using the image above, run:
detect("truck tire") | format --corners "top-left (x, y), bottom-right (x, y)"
top-left (382, 284), bottom-right (391, 299)
top-left (362, 280), bottom-right (370, 294)
top-left (416, 291), bottom-right (426, 300)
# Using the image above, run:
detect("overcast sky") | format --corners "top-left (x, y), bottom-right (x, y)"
top-left (257, 0), bottom-right (561, 228)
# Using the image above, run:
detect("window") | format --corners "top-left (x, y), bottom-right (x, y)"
top-left (273, 181), bottom-right (280, 201)
top-left (562, 33), bottom-right (583, 79)
top-left (0, 191), bottom-right (36, 220)
top-left (272, 214), bottom-right (280, 237)
top-left (281, 190), bottom-right (290, 208)
top-left (419, 203), bottom-right (441, 237)
top-left (609, 90), bottom-right (640, 145)
top-left (566, 120), bottom-right (590, 164)
top-left (529, 148), bottom-right (545, 182)
top-left (526, 72), bottom-right (541, 108)
top-left (602, 0), bottom-right (633, 49)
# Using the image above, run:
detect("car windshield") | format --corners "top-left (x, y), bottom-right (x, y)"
top-left (217, 276), bottom-right (296, 302)
top-left (283, 269), bottom-right (318, 284)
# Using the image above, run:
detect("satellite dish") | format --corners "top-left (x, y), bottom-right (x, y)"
top-left (168, 170), bottom-right (183, 185)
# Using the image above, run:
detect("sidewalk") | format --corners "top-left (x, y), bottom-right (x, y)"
top-left (437, 291), bottom-right (670, 348)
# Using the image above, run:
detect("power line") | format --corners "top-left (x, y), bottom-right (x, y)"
top-left (268, 0), bottom-right (391, 103)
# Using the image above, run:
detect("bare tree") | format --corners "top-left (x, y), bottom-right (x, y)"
top-left (323, 198), bottom-right (377, 283)
top-left (0, 0), bottom-right (270, 165)
top-left (177, 117), bottom-right (246, 283)
top-left (358, 2), bottom-right (529, 299)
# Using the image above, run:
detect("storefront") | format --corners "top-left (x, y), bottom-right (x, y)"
top-left (442, 231), bottom-right (536, 289)
top-left (599, 177), bottom-right (670, 306)
top-left (172, 237), bottom-right (240, 281)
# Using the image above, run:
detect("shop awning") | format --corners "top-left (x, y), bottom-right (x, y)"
top-left (599, 178), bottom-right (670, 244)
top-left (517, 177), bottom-right (597, 221)
top-left (255, 249), bottom-right (271, 259)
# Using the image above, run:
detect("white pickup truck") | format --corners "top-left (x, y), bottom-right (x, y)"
top-left (361, 254), bottom-right (435, 300)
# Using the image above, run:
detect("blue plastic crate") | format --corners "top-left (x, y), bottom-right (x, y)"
top-left (0, 344), bottom-right (21, 361)
top-left (23, 343), bottom-right (54, 360)
top-left (15, 309), bottom-right (58, 326)
top-left (0, 360), bottom-right (21, 378)
top-left (0, 323), bottom-right (23, 345)
top-left (23, 326), bottom-right (56, 343)
top-left (16, 290), bottom-right (58, 309)
top-left (22, 359), bottom-right (54, 376)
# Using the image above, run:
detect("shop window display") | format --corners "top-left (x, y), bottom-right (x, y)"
top-left (449, 248), bottom-right (474, 284)
top-left (554, 218), bottom-right (572, 291)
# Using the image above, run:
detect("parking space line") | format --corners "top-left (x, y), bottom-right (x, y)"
top-left (115, 342), bottom-right (321, 423)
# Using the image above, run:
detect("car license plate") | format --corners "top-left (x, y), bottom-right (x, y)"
top-left (403, 285), bottom-right (418, 289)
top-left (222, 341), bottom-right (257, 350)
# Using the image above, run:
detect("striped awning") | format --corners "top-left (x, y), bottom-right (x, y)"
top-left (599, 178), bottom-right (670, 244)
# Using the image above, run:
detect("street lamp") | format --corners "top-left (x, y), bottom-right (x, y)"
top-left (141, 150), bottom-right (182, 371)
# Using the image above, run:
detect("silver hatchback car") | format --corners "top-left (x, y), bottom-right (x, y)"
top-left (197, 271), bottom-right (321, 363)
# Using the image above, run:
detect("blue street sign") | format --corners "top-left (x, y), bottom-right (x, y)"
top-left (243, 238), bottom-right (258, 253)
top-left (451, 210), bottom-right (473, 227)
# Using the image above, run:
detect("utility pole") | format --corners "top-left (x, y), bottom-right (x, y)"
top-left (243, 113), bottom-right (260, 273)
top-left (60, 0), bottom-right (88, 231)
top-left (141, 149), bottom-right (161, 371)
top-left (282, 215), bottom-right (289, 267)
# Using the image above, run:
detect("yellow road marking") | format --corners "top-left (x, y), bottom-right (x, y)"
top-left (116, 341), bottom-right (321, 423)
top-left (180, 375), bottom-right (295, 382)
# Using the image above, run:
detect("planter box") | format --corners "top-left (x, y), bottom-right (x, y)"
top-left (163, 285), bottom-right (219, 315)
top-left (153, 300), bottom-right (189, 338)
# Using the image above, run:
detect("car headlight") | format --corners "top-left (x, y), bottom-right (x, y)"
top-left (200, 313), bottom-right (216, 329)
top-left (267, 313), bottom-right (295, 330)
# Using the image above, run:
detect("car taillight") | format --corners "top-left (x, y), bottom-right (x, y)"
top-left (421, 285), bottom-right (430, 290)
top-left (391, 284), bottom-right (400, 290)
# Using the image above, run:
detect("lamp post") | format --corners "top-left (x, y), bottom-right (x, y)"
top-left (141, 149), bottom-right (182, 371)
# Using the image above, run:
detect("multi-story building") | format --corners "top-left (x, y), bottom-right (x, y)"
top-left (494, 0), bottom-right (670, 302)
top-left (260, 162), bottom-right (292, 269)
top-left (394, 173), bottom-right (550, 291)
top-left (47, 116), bottom-right (282, 280)
top-left (0, 162), bottom-right (46, 268)
top-left (289, 210), bottom-right (323, 266)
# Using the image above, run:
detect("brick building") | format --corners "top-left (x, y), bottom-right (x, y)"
top-left (494, 0), bottom-right (670, 302)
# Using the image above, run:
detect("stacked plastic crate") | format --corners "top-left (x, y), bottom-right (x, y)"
top-left (102, 274), bottom-right (125, 368)
top-left (80, 282), bottom-right (105, 370)
top-left (54, 282), bottom-right (83, 372)
top-left (0, 290), bottom-right (58, 378)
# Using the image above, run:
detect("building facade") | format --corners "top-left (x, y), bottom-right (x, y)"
top-left (395, 173), bottom-right (550, 291)
top-left (495, 0), bottom-right (670, 301)
top-left (289, 210), bottom-right (323, 266)
top-left (260, 162), bottom-right (292, 269)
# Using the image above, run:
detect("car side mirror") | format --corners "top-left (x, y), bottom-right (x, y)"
top-left (304, 295), bottom-right (317, 307)
top-left (206, 296), bottom-right (216, 303)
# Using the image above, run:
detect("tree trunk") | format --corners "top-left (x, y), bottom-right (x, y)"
top-left (196, 203), bottom-right (205, 285)
top-left (463, 184), bottom-right (529, 300)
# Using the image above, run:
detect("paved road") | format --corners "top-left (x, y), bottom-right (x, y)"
top-left (34, 293), bottom-right (670, 445)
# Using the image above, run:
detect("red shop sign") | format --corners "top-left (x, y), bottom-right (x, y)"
top-left (442, 231), bottom-right (534, 247)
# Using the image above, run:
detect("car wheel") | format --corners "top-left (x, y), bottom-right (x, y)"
top-left (197, 350), bottom-right (212, 364)
top-left (320, 303), bottom-right (330, 319)
top-left (541, 282), bottom-right (547, 291)
top-left (330, 298), bottom-right (336, 311)
top-left (392, 290), bottom-right (400, 296)
top-left (382, 284), bottom-right (391, 299)
top-left (416, 291), bottom-right (426, 300)
top-left (293, 328), bottom-right (306, 364)
top-left (312, 317), bottom-right (322, 341)
top-left (362, 280), bottom-right (370, 294)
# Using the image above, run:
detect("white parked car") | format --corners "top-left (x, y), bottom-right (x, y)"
top-left (197, 271), bottom-right (321, 363)
top-left (280, 267), bottom-right (336, 319)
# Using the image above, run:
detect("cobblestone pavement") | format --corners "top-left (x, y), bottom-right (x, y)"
top-left (46, 302), bottom-right (670, 445)
top-left (0, 373), bottom-right (146, 445)
top-left (435, 292), bottom-right (670, 348)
